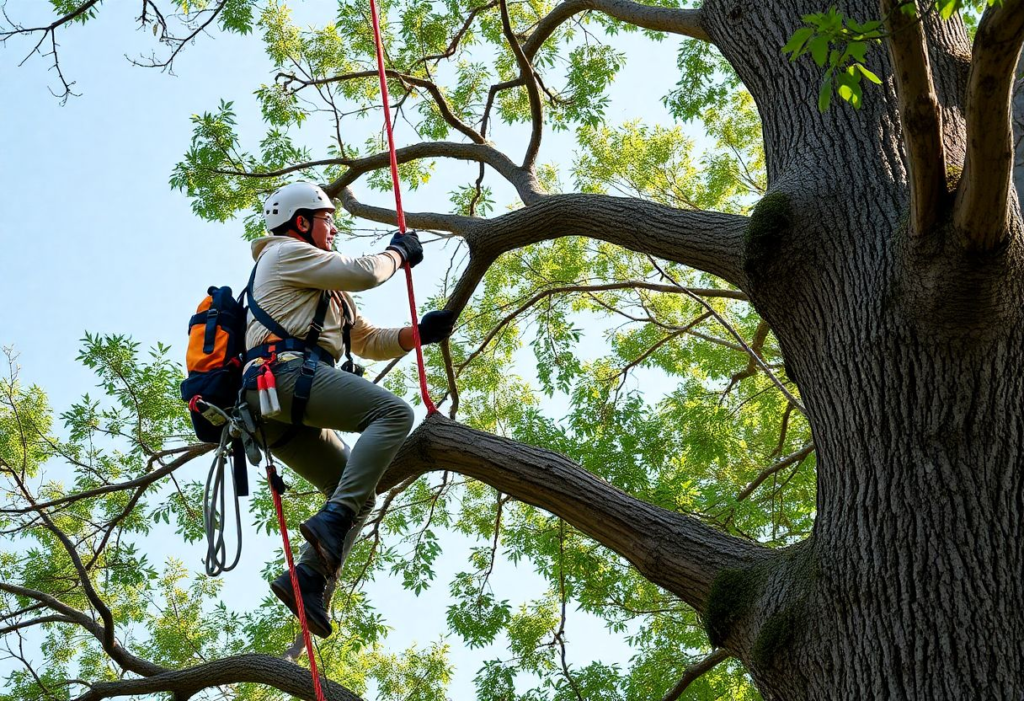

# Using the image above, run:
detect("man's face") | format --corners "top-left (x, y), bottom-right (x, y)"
top-left (309, 210), bottom-right (337, 251)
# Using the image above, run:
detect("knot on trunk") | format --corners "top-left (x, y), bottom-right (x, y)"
top-left (744, 192), bottom-right (795, 288)
top-left (703, 543), bottom-right (823, 674)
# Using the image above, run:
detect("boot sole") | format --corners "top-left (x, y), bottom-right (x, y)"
top-left (270, 577), bottom-right (333, 639)
top-left (300, 520), bottom-right (342, 573)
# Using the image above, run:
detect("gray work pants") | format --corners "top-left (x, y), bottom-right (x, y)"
top-left (246, 357), bottom-right (414, 577)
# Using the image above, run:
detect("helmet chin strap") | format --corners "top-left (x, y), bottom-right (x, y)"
top-left (292, 216), bottom-right (316, 246)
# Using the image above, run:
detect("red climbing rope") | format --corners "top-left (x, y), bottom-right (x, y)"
top-left (263, 11), bottom-right (436, 700)
top-left (268, 465), bottom-right (328, 701)
top-left (368, 0), bottom-right (437, 414)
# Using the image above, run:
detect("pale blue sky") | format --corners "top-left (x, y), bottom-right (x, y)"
top-left (2, 1), bottom-right (710, 697)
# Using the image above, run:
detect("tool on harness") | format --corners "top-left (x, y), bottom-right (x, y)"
top-left (258, 364), bottom-right (283, 419)
top-left (201, 400), bottom-right (328, 699)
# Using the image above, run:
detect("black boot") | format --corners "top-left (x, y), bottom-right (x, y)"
top-left (299, 501), bottom-right (356, 574)
top-left (270, 563), bottom-right (333, 638)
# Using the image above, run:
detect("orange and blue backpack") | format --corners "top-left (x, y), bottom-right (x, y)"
top-left (180, 285), bottom-right (248, 443)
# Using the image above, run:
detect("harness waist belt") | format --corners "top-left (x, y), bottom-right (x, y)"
top-left (246, 339), bottom-right (337, 368)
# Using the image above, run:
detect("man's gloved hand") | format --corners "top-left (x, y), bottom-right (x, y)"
top-left (418, 310), bottom-right (456, 345)
top-left (386, 230), bottom-right (424, 268)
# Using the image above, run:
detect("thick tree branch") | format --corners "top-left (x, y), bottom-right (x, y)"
top-left (335, 186), bottom-right (477, 233)
top-left (882, 0), bottom-right (947, 236)
top-left (448, 194), bottom-right (750, 314)
top-left (522, 0), bottom-right (709, 59)
top-left (380, 414), bottom-right (768, 610)
top-left (954, 0), bottom-right (1024, 250)
top-left (71, 653), bottom-right (360, 701)
top-left (324, 140), bottom-right (540, 203)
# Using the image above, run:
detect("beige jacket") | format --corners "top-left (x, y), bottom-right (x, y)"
top-left (245, 236), bottom-right (408, 361)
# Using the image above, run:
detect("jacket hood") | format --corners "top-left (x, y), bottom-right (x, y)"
top-left (251, 235), bottom-right (293, 261)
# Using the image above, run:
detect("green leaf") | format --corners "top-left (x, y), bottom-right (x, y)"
top-left (855, 63), bottom-right (883, 84)
top-left (783, 27), bottom-right (815, 57)
top-left (847, 41), bottom-right (867, 63)
top-left (809, 36), bottom-right (829, 67)
top-left (818, 76), bottom-right (833, 112)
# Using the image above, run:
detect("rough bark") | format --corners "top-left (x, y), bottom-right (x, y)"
top-left (683, 2), bottom-right (1024, 697)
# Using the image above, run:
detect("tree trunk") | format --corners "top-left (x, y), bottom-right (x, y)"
top-left (688, 1), bottom-right (1024, 698)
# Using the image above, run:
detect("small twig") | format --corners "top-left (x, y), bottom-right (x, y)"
top-left (736, 444), bottom-right (815, 502)
top-left (554, 520), bottom-right (584, 701)
top-left (440, 340), bottom-right (460, 419)
top-left (660, 648), bottom-right (731, 701)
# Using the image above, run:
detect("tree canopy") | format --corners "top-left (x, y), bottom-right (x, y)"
top-left (3, 0), bottom-right (1022, 699)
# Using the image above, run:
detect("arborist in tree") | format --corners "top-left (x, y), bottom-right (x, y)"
top-left (243, 181), bottom-right (455, 637)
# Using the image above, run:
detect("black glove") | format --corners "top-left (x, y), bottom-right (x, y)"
top-left (418, 310), bottom-right (456, 345)
top-left (386, 230), bottom-right (424, 268)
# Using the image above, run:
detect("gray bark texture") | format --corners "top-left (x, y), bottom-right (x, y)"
top-left (669, 1), bottom-right (1024, 698)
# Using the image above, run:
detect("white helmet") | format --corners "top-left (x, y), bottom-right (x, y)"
top-left (263, 182), bottom-right (336, 231)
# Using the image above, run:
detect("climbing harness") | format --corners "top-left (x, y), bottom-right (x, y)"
top-left (368, 0), bottom-right (437, 415)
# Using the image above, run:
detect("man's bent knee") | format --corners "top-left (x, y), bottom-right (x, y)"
top-left (392, 399), bottom-right (414, 437)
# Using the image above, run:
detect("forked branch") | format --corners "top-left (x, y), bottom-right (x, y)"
top-left (324, 140), bottom-right (540, 203)
top-left (881, 0), bottom-right (947, 236)
top-left (954, 0), bottom-right (1024, 250)
top-left (277, 69), bottom-right (485, 144)
top-left (500, 0), bottom-right (544, 169)
top-left (522, 0), bottom-right (710, 58)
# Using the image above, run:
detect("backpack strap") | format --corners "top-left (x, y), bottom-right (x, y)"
top-left (290, 291), bottom-right (331, 425)
top-left (246, 265), bottom-right (292, 342)
top-left (203, 286), bottom-right (220, 354)
top-left (338, 296), bottom-right (358, 374)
